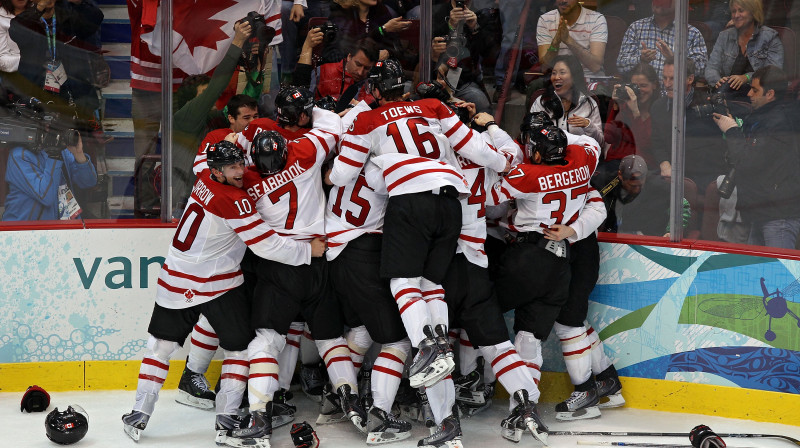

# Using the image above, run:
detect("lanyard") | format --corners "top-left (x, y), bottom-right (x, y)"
top-left (41, 14), bottom-right (56, 61)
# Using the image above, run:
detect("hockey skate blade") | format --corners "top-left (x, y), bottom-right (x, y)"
top-left (175, 390), bottom-right (215, 410)
top-left (598, 393), bottom-right (626, 408)
top-left (418, 437), bottom-right (464, 448)
top-left (316, 412), bottom-right (348, 425)
top-left (555, 405), bottom-right (601, 421)
top-left (409, 359), bottom-right (453, 388)
top-left (123, 424), bottom-right (142, 442)
top-left (349, 415), bottom-right (369, 434)
top-left (525, 419), bottom-right (548, 445)
top-left (222, 437), bottom-right (271, 448)
top-left (500, 427), bottom-right (522, 443)
top-left (271, 414), bottom-right (295, 429)
top-left (366, 430), bottom-right (411, 445)
top-left (303, 391), bottom-right (324, 403)
top-left (215, 429), bottom-right (228, 446)
top-left (455, 389), bottom-right (486, 405)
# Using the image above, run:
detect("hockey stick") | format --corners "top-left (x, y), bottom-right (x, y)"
top-left (550, 431), bottom-right (800, 446)
top-left (576, 440), bottom-right (755, 448)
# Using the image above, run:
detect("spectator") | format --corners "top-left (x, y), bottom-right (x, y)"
top-left (713, 65), bottom-right (800, 249)
top-left (472, 0), bottom-right (525, 103)
top-left (324, 0), bottom-right (408, 64)
top-left (650, 57), bottom-right (727, 190)
top-left (602, 62), bottom-right (660, 175)
top-left (536, 0), bottom-right (608, 77)
top-left (0, 0), bottom-right (30, 73)
top-left (279, 0), bottom-right (331, 83)
top-left (616, 0), bottom-right (707, 79)
top-left (530, 54), bottom-right (604, 147)
top-left (296, 35), bottom-right (380, 106)
top-left (3, 131), bottom-right (97, 221)
top-left (694, 0), bottom-right (731, 36)
top-left (705, 0), bottom-right (783, 97)
top-left (9, 0), bottom-right (103, 117)
top-left (431, 0), bottom-right (495, 113)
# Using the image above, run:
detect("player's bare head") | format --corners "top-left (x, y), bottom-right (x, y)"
top-left (276, 86), bottom-right (314, 129)
top-left (368, 59), bottom-right (406, 103)
top-left (207, 140), bottom-right (246, 188)
top-left (227, 94), bottom-right (259, 132)
top-left (524, 124), bottom-right (567, 165)
top-left (252, 131), bottom-right (288, 176)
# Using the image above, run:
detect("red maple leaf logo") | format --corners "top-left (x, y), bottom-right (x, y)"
top-left (173, 0), bottom-right (238, 56)
top-left (184, 290), bottom-right (195, 302)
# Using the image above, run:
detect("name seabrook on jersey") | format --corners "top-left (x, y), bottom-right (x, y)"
top-left (246, 160), bottom-right (307, 200)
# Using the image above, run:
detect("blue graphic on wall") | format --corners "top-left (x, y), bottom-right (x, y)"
top-left (587, 244), bottom-right (800, 395)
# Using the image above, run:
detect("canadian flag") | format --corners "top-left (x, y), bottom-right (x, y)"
top-left (138, 0), bottom-right (282, 76)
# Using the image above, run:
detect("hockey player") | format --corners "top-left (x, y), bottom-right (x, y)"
top-left (226, 108), bottom-right (366, 448)
top-left (121, 141), bottom-right (325, 444)
top-left (329, 59), bottom-right (510, 448)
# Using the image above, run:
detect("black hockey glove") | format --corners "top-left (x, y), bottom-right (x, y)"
top-left (689, 424), bottom-right (727, 448)
top-left (291, 421), bottom-right (320, 448)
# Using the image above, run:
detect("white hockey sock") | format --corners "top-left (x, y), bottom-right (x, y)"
top-left (133, 336), bottom-right (179, 414)
top-left (300, 324), bottom-right (322, 365)
top-left (554, 322), bottom-right (593, 386)
top-left (482, 341), bottom-right (537, 407)
top-left (217, 350), bottom-right (248, 415)
top-left (277, 322), bottom-right (303, 391)
top-left (390, 277), bottom-right (430, 347)
top-left (513, 331), bottom-right (542, 408)
top-left (425, 376), bottom-right (455, 425)
top-left (459, 330), bottom-right (478, 375)
top-left (186, 314), bottom-right (218, 374)
top-left (371, 339), bottom-right (410, 413)
top-left (316, 337), bottom-right (357, 390)
top-left (420, 278), bottom-right (448, 327)
top-left (586, 323), bottom-right (614, 374)
top-left (247, 329), bottom-right (284, 411)
top-left (346, 325), bottom-right (373, 371)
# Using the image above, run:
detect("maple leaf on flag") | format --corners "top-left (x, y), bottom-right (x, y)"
top-left (173, 0), bottom-right (238, 57)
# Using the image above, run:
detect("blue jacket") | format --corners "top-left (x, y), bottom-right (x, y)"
top-left (3, 146), bottom-right (97, 221)
top-left (705, 25), bottom-right (783, 86)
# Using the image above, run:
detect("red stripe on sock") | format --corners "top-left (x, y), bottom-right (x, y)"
top-left (524, 361), bottom-right (541, 372)
top-left (377, 352), bottom-right (404, 365)
top-left (490, 349), bottom-right (515, 367)
top-left (249, 373), bottom-right (279, 379)
top-left (286, 340), bottom-right (300, 348)
top-left (142, 358), bottom-right (169, 371)
top-left (562, 345), bottom-right (592, 357)
top-left (422, 289), bottom-right (445, 297)
top-left (323, 345), bottom-right (347, 359)
top-left (459, 338), bottom-right (473, 347)
top-left (393, 288), bottom-right (420, 301)
top-left (250, 357), bottom-right (278, 365)
top-left (325, 356), bottom-right (353, 368)
top-left (399, 298), bottom-right (422, 314)
top-left (138, 373), bottom-right (166, 384)
top-left (193, 324), bottom-right (218, 339)
top-left (190, 337), bottom-right (218, 351)
top-left (222, 359), bottom-right (249, 367)
top-left (373, 365), bottom-right (403, 378)
top-left (559, 331), bottom-right (587, 342)
top-left (496, 360), bottom-right (526, 379)
top-left (220, 373), bottom-right (248, 382)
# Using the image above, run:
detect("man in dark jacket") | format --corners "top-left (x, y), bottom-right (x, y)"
top-left (713, 65), bottom-right (800, 249)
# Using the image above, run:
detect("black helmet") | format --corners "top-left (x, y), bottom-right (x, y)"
top-left (252, 131), bottom-right (288, 175)
top-left (415, 81), bottom-right (450, 102)
top-left (315, 95), bottom-right (337, 112)
top-left (520, 111), bottom-right (551, 143)
top-left (45, 405), bottom-right (89, 445)
top-left (525, 124), bottom-right (567, 164)
top-left (206, 140), bottom-right (244, 171)
top-left (275, 86), bottom-right (314, 128)
top-left (368, 59), bottom-right (405, 97)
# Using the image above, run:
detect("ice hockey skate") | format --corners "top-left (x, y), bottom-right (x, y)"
top-left (175, 365), bottom-right (216, 410)
top-left (456, 376), bottom-right (494, 418)
top-left (122, 410), bottom-right (149, 442)
top-left (555, 385), bottom-right (601, 421)
top-left (409, 326), bottom-right (454, 388)
top-left (338, 384), bottom-right (368, 433)
top-left (224, 408), bottom-right (272, 448)
top-left (433, 324), bottom-right (455, 371)
top-left (417, 414), bottom-right (463, 448)
top-left (596, 374), bottom-right (625, 409)
top-left (271, 389), bottom-right (296, 428)
top-left (365, 406), bottom-right (412, 445)
top-left (215, 413), bottom-right (249, 446)
top-left (500, 390), bottom-right (548, 445)
top-left (317, 383), bottom-right (347, 425)
top-left (300, 362), bottom-right (327, 403)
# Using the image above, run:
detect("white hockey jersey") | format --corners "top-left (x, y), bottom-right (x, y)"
top-left (156, 171), bottom-right (311, 309)
top-left (329, 99), bottom-right (507, 196)
top-left (242, 109), bottom-right (342, 240)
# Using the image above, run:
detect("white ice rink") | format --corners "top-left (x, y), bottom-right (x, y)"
top-left (5, 389), bottom-right (800, 448)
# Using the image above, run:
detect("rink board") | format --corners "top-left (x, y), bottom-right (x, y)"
top-left (1, 228), bottom-right (799, 425)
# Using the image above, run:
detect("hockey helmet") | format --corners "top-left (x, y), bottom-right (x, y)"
top-left (315, 95), bottom-right (338, 112)
top-left (368, 59), bottom-right (405, 97)
top-left (525, 124), bottom-right (567, 164)
top-left (519, 111), bottom-right (551, 143)
top-left (45, 405), bottom-right (89, 445)
top-left (252, 130), bottom-right (288, 176)
top-left (21, 385), bottom-right (50, 413)
top-left (275, 86), bottom-right (314, 128)
top-left (206, 140), bottom-right (244, 171)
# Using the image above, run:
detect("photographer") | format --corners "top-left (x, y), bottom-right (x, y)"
top-left (712, 65), bottom-right (800, 249)
top-left (431, 0), bottom-right (493, 113)
top-left (3, 129), bottom-right (96, 221)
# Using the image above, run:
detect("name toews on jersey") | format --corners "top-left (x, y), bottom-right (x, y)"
top-left (156, 171), bottom-right (311, 309)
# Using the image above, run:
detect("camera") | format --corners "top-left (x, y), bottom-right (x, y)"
top-left (314, 22), bottom-right (338, 44)
top-left (455, 0), bottom-right (466, 8)
top-left (238, 12), bottom-right (276, 72)
top-left (717, 167), bottom-right (736, 199)
top-left (416, 81), bottom-right (451, 102)
top-left (692, 89), bottom-right (730, 119)
top-left (444, 29), bottom-right (467, 59)
top-left (615, 83), bottom-right (640, 102)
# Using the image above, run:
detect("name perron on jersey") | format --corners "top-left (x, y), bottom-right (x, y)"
top-left (156, 171), bottom-right (310, 310)
top-left (329, 99), bottom-right (507, 195)
top-left (490, 134), bottom-right (601, 232)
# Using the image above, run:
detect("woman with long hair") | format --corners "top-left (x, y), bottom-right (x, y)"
top-left (529, 54), bottom-right (604, 147)
top-left (0, 0), bottom-right (30, 72)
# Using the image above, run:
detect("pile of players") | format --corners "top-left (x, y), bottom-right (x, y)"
top-left (121, 58), bottom-right (625, 448)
